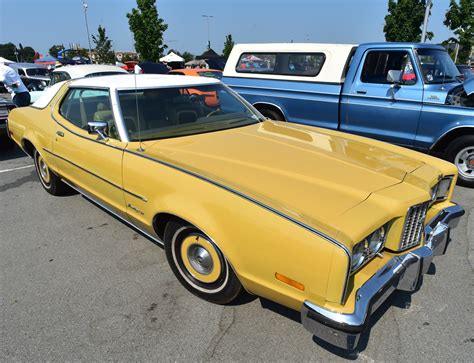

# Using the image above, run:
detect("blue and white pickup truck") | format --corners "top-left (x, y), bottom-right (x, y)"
top-left (222, 43), bottom-right (474, 187)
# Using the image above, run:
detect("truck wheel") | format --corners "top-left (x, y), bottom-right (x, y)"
top-left (259, 108), bottom-right (285, 121)
top-left (164, 221), bottom-right (242, 304)
top-left (445, 135), bottom-right (474, 188)
top-left (34, 150), bottom-right (70, 195)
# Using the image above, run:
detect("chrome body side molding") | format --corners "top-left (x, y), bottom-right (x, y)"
top-left (61, 178), bottom-right (163, 247)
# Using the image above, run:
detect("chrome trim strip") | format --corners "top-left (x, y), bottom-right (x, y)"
top-left (61, 179), bottom-right (163, 246)
top-left (429, 125), bottom-right (474, 151)
top-left (42, 148), bottom-right (147, 202)
top-left (231, 84), bottom-right (340, 96)
top-left (251, 102), bottom-right (287, 120)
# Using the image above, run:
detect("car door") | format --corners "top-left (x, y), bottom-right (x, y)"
top-left (340, 49), bottom-right (423, 147)
top-left (51, 87), bottom-right (128, 217)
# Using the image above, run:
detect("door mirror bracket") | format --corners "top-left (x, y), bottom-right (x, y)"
top-left (88, 121), bottom-right (109, 140)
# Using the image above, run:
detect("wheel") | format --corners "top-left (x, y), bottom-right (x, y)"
top-left (164, 221), bottom-right (242, 304)
top-left (445, 135), bottom-right (474, 188)
top-left (258, 108), bottom-right (285, 121)
top-left (34, 149), bottom-right (70, 195)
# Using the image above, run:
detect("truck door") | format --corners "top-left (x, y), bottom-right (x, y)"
top-left (340, 49), bottom-right (423, 147)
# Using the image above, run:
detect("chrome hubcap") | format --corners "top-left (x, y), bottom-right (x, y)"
top-left (187, 244), bottom-right (213, 275)
top-left (455, 146), bottom-right (474, 179)
top-left (38, 157), bottom-right (50, 184)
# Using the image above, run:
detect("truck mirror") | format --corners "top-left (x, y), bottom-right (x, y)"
top-left (387, 70), bottom-right (402, 85)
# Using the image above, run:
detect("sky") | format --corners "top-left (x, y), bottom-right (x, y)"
top-left (0, 0), bottom-right (456, 57)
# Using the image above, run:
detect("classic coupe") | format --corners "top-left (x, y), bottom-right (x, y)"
top-left (7, 74), bottom-right (464, 349)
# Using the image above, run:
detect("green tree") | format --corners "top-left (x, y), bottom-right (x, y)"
top-left (222, 34), bottom-right (234, 58)
top-left (0, 43), bottom-right (18, 61)
top-left (127, 0), bottom-right (168, 62)
top-left (181, 51), bottom-right (194, 63)
top-left (19, 46), bottom-right (36, 62)
top-left (92, 25), bottom-right (116, 64)
top-left (444, 0), bottom-right (473, 63)
top-left (49, 44), bottom-right (65, 58)
top-left (384, 0), bottom-right (434, 42)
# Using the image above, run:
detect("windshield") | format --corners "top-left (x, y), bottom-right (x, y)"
top-left (26, 68), bottom-right (49, 77)
top-left (416, 49), bottom-right (460, 84)
top-left (50, 71), bottom-right (71, 85)
top-left (198, 71), bottom-right (222, 79)
top-left (118, 84), bottom-right (261, 141)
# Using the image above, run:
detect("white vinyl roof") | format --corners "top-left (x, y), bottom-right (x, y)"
top-left (54, 64), bottom-right (127, 78)
top-left (223, 43), bottom-right (356, 83)
top-left (69, 73), bottom-right (221, 90)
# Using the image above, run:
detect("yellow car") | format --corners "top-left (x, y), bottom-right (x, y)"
top-left (7, 74), bottom-right (464, 350)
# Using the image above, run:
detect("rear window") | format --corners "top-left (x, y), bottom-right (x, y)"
top-left (236, 52), bottom-right (325, 77)
top-left (51, 71), bottom-right (71, 85)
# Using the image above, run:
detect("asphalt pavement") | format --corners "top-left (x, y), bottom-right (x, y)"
top-left (1, 143), bottom-right (473, 361)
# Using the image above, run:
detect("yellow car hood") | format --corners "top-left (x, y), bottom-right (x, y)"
top-left (143, 121), bottom-right (424, 235)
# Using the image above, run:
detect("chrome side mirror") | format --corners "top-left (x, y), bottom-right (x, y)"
top-left (387, 70), bottom-right (402, 85)
top-left (88, 121), bottom-right (108, 140)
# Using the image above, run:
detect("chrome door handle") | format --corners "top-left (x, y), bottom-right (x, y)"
top-left (56, 131), bottom-right (64, 137)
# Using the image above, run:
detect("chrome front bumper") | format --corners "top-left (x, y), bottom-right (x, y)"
top-left (301, 204), bottom-right (464, 350)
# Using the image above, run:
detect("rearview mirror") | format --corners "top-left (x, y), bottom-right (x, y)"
top-left (387, 70), bottom-right (402, 85)
top-left (88, 121), bottom-right (108, 140)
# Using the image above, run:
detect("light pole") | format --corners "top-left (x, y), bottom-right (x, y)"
top-left (421, 0), bottom-right (432, 43)
top-left (82, 0), bottom-right (93, 63)
top-left (202, 15), bottom-right (213, 50)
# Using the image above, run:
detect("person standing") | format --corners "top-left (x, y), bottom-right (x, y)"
top-left (0, 61), bottom-right (31, 107)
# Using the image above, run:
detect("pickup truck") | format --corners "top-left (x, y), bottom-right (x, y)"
top-left (222, 43), bottom-right (474, 187)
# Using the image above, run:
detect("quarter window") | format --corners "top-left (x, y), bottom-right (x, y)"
top-left (361, 50), bottom-right (417, 85)
top-left (59, 88), bottom-right (118, 138)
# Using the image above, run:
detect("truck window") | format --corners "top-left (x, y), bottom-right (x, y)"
top-left (361, 51), bottom-right (416, 85)
top-left (236, 52), bottom-right (325, 77)
top-left (237, 53), bottom-right (277, 73)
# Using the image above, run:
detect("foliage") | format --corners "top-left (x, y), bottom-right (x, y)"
top-left (92, 25), bottom-right (116, 64)
top-left (122, 53), bottom-right (139, 62)
top-left (127, 0), bottom-right (168, 62)
top-left (20, 46), bottom-right (36, 62)
top-left (49, 44), bottom-right (65, 58)
top-left (384, 0), bottom-right (434, 42)
top-left (181, 51), bottom-right (194, 63)
top-left (444, 0), bottom-right (473, 63)
top-left (0, 43), bottom-right (18, 61)
top-left (222, 34), bottom-right (234, 58)
top-left (0, 43), bottom-right (36, 62)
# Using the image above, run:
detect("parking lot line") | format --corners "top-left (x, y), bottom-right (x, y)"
top-left (0, 164), bottom-right (34, 173)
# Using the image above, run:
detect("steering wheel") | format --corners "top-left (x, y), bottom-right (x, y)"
top-left (206, 108), bottom-right (223, 117)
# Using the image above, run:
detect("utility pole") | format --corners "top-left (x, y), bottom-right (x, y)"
top-left (82, 0), bottom-right (93, 63)
top-left (202, 15), bottom-right (213, 50)
top-left (421, 0), bottom-right (432, 43)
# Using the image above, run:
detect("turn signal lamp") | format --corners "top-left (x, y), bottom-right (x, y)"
top-left (275, 273), bottom-right (305, 291)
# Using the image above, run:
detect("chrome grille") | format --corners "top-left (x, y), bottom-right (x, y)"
top-left (400, 202), bottom-right (429, 250)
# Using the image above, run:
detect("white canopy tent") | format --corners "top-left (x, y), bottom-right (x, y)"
top-left (0, 56), bottom-right (15, 65)
top-left (159, 52), bottom-right (184, 63)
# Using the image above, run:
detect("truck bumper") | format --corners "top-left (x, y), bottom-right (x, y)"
top-left (301, 204), bottom-right (464, 350)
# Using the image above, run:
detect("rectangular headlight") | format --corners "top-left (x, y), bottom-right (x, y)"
top-left (432, 176), bottom-right (453, 202)
top-left (350, 224), bottom-right (388, 274)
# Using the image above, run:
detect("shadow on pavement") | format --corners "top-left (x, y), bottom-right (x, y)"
top-left (0, 141), bottom-right (27, 161)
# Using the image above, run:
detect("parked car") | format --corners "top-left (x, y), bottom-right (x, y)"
top-left (9, 62), bottom-right (50, 91)
top-left (169, 68), bottom-right (223, 79)
top-left (30, 64), bottom-right (128, 103)
top-left (0, 95), bottom-right (15, 146)
top-left (134, 62), bottom-right (169, 74)
top-left (121, 61), bottom-right (138, 73)
top-left (456, 64), bottom-right (474, 80)
top-left (8, 74), bottom-right (464, 350)
top-left (223, 43), bottom-right (474, 187)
